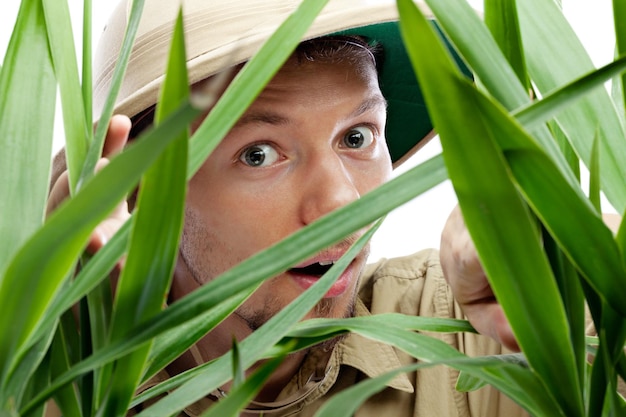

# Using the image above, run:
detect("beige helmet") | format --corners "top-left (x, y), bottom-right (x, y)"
top-left (94, 0), bottom-right (463, 165)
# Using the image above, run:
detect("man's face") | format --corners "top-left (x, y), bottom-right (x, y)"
top-left (177, 53), bottom-right (392, 332)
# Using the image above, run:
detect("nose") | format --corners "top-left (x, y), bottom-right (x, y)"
top-left (299, 154), bottom-right (361, 226)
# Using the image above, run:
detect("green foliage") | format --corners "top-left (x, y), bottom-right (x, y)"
top-left (0, 0), bottom-right (624, 416)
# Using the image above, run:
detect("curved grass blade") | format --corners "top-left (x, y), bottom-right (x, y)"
top-left (42, 0), bottom-right (89, 193)
top-left (396, 0), bottom-right (582, 414)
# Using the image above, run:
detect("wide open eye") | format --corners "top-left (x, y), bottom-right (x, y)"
top-left (342, 126), bottom-right (375, 149)
top-left (239, 143), bottom-right (280, 167)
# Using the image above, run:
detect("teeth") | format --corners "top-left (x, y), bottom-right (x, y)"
top-left (318, 260), bottom-right (334, 266)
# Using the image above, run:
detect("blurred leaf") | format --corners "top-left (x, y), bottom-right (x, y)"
top-left (0, 0), bottom-right (56, 277)
top-left (0, 0), bottom-right (56, 395)
top-left (484, 0), bottom-right (528, 88)
top-left (397, 0), bottom-right (582, 414)
top-left (42, 0), bottom-right (89, 193)
top-left (231, 339), bottom-right (244, 390)
top-left (82, 0), bottom-right (93, 126)
top-left (456, 371), bottom-right (488, 393)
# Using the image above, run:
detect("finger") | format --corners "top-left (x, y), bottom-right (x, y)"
top-left (102, 114), bottom-right (132, 158)
top-left (84, 158), bottom-right (131, 255)
top-left (47, 170), bottom-right (71, 215)
top-left (464, 302), bottom-right (520, 352)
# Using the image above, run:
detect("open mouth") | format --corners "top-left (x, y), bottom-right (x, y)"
top-left (289, 261), bottom-right (334, 277)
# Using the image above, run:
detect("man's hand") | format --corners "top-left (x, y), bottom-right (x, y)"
top-left (440, 205), bottom-right (520, 351)
top-left (47, 115), bottom-right (133, 257)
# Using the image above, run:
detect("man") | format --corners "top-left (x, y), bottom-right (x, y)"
top-left (49, 0), bottom-right (527, 415)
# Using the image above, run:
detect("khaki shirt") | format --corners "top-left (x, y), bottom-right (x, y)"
top-left (133, 249), bottom-right (528, 417)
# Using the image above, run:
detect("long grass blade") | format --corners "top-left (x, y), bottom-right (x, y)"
top-left (288, 317), bottom-right (560, 416)
top-left (100, 9), bottom-right (190, 416)
top-left (0, 0), bottom-right (57, 394)
top-left (396, 0), bottom-right (583, 414)
top-left (0, 0), bottom-right (56, 276)
top-left (42, 0), bottom-right (89, 193)
top-left (78, 0), bottom-right (145, 190)
top-left (484, 0), bottom-right (528, 88)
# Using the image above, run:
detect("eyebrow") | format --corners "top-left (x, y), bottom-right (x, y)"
top-left (349, 94), bottom-right (388, 119)
top-left (233, 94), bottom-right (388, 129)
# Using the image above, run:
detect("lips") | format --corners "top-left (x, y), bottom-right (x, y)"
top-left (289, 261), bottom-right (334, 277)
top-left (288, 252), bottom-right (354, 298)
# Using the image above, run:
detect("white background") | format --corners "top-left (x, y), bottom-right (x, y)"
top-left (0, 0), bottom-right (617, 261)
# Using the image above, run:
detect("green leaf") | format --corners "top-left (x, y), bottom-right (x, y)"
top-left (42, 0), bottom-right (89, 193)
top-left (396, 0), bottom-right (583, 414)
top-left (513, 56), bottom-right (626, 131)
top-left (0, 0), bottom-right (56, 277)
top-left (231, 339), bottom-right (244, 390)
top-left (78, 0), bottom-right (146, 189)
top-left (589, 132), bottom-right (601, 212)
top-left (0, 0), bottom-right (57, 398)
top-left (200, 344), bottom-right (291, 417)
top-left (456, 371), bottom-right (488, 393)
top-left (100, 9), bottom-right (190, 416)
top-left (484, 0), bottom-right (528, 88)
